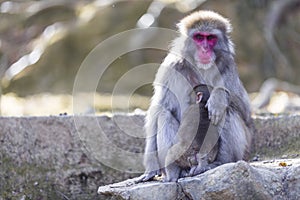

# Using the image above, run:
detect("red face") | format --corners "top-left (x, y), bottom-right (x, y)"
top-left (193, 32), bottom-right (218, 64)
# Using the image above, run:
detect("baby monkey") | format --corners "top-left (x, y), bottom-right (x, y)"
top-left (164, 84), bottom-right (219, 182)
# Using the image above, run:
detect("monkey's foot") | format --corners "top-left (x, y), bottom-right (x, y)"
top-left (190, 166), bottom-right (209, 176)
top-left (191, 162), bottom-right (221, 176)
top-left (162, 177), bottom-right (177, 182)
top-left (134, 170), bottom-right (160, 183)
top-left (179, 169), bottom-right (190, 178)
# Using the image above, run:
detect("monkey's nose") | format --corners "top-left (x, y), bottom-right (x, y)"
top-left (201, 45), bottom-right (210, 53)
top-left (201, 48), bottom-right (210, 54)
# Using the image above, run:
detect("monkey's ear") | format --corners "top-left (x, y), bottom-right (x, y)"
top-left (196, 92), bottom-right (203, 104)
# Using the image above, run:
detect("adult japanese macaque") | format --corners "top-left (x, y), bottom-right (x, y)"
top-left (137, 10), bottom-right (254, 182)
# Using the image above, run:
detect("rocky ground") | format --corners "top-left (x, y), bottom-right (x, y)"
top-left (98, 159), bottom-right (300, 200)
top-left (0, 112), bottom-right (299, 199)
top-left (0, 91), bottom-right (299, 199)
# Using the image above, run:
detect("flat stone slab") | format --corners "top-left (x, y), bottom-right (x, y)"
top-left (98, 160), bottom-right (300, 200)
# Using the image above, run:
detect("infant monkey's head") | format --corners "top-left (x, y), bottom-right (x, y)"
top-left (194, 84), bottom-right (211, 104)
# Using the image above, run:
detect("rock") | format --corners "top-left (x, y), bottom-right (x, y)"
top-left (284, 165), bottom-right (300, 199)
top-left (0, 114), bottom-right (145, 199)
top-left (98, 179), bottom-right (178, 200)
top-left (252, 114), bottom-right (300, 158)
top-left (1, 113), bottom-right (300, 199)
top-left (98, 160), bottom-right (300, 200)
top-left (179, 161), bottom-right (282, 200)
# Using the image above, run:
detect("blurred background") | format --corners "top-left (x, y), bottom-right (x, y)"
top-left (1, 0), bottom-right (300, 116)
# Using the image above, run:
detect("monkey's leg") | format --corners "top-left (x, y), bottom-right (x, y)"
top-left (164, 145), bottom-right (181, 182)
top-left (163, 163), bottom-right (181, 182)
top-left (156, 109), bottom-right (180, 182)
top-left (135, 133), bottom-right (161, 183)
top-left (216, 113), bottom-right (249, 163)
top-left (135, 106), bottom-right (162, 183)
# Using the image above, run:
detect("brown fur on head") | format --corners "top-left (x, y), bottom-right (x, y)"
top-left (178, 10), bottom-right (232, 35)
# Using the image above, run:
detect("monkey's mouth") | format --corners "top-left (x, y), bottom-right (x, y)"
top-left (198, 51), bottom-right (212, 64)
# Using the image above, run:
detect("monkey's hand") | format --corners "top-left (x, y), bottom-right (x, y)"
top-left (134, 170), bottom-right (160, 183)
top-left (206, 87), bottom-right (229, 125)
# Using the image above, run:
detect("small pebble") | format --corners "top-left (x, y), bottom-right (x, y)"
top-left (59, 112), bottom-right (68, 116)
top-left (252, 155), bottom-right (260, 161)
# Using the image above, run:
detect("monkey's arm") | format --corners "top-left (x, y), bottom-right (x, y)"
top-left (229, 92), bottom-right (254, 128)
top-left (225, 68), bottom-right (254, 128)
top-left (207, 64), bottom-right (253, 126)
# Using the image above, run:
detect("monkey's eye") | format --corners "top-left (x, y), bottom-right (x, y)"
top-left (193, 33), bottom-right (204, 41)
top-left (207, 35), bottom-right (217, 41)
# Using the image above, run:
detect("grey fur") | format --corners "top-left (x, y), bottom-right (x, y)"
top-left (136, 11), bottom-right (254, 183)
